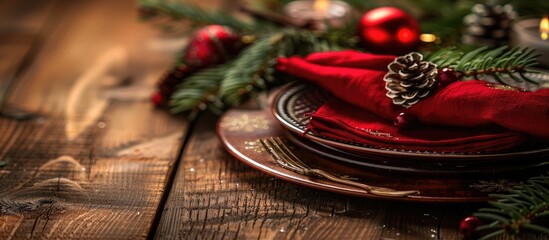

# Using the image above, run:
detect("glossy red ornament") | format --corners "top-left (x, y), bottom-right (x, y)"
top-left (459, 216), bottom-right (481, 239)
top-left (183, 25), bottom-right (242, 68)
top-left (358, 7), bottom-right (420, 55)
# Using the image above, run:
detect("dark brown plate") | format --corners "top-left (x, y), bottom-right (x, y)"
top-left (272, 83), bottom-right (549, 163)
top-left (216, 103), bottom-right (549, 202)
top-left (283, 131), bottom-right (549, 175)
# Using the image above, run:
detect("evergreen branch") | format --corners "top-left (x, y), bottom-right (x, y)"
top-left (219, 33), bottom-right (283, 107)
top-left (427, 47), bottom-right (463, 68)
top-left (138, 0), bottom-right (260, 32)
top-left (219, 30), bottom-right (344, 108)
top-left (168, 28), bottom-right (347, 114)
top-left (169, 63), bottom-right (232, 115)
top-left (427, 46), bottom-right (542, 87)
top-left (473, 173), bottom-right (549, 239)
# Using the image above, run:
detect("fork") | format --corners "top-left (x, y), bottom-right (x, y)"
top-left (260, 137), bottom-right (419, 197)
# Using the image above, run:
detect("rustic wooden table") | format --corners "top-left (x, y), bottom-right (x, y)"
top-left (0, 1), bottom-right (536, 239)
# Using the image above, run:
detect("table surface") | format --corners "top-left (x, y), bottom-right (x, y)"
top-left (0, 1), bottom-right (543, 239)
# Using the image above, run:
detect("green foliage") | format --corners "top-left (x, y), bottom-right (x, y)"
top-left (142, 0), bottom-right (545, 115)
top-left (169, 63), bottom-right (230, 116)
top-left (140, 0), bottom-right (359, 115)
top-left (170, 30), bottom-right (345, 114)
top-left (221, 30), bottom-right (345, 107)
top-left (427, 46), bottom-right (542, 86)
top-left (138, 0), bottom-right (266, 33)
top-left (218, 33), bottom-right (280, 108)
top-left (474, 174), bottom-right (549, 239)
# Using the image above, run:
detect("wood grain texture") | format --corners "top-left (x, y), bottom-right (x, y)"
top-left (0, 0), bottom-right (188, 238)
top-left (155, 111), bottom-right (479, 239)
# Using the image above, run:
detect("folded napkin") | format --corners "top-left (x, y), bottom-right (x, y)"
top-left (310, 98), bottom-right (525, 152)
top-left (276, 50), bottom-right (549, 152)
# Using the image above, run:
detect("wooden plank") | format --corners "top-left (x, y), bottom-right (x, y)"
top-left (0, 0), bottom-right (56, 31)
top-left (155, 111), bottom-right (476, 239)
top-left (0, 0), bottom-right (57, 116)
top-left (0, 0), bottom-right (189, 238)
top-left (0, 34), bottom-right (35, 108)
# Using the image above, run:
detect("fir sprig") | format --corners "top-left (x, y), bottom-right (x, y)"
top-left (169, 63), bottom-right (231, 116)
top-left (474, 174), bottom-right (549, 240)
top-left (138, 0), bottom-right (264, 32)
top-left (219, 29), bottom-right (344, 108)
top-left (169, 30), bottom-right (345, 114)
top-left (427, 46), bottom-right (542, 86)
top-left (169, 33), bottom-right (280, 114)
top-left (219, 33), bottom-right (283, 107)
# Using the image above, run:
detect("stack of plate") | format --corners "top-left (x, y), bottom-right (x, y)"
top-left (272, 83), bottom-right (549, 176)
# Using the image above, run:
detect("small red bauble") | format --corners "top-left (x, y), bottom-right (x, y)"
top-left (183, 25), bottom-right (242, 68)
top-left (459, 216), bottom-right (481, 239)
top-left (437, 67), bottom-right (462, 87)
top-left (394, 112), bottom-right (418, 129)
top-left (358, 7), bottom-right (420, 55)
top-left (150, 91), bottom-right (165, 107)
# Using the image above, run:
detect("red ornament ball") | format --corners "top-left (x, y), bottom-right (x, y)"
top-left (183, 25), bottom-right (242, 68)
top-left (459, 216), bottom-right (481, 239)
top-left (358, 7), bottom-right (420, 55)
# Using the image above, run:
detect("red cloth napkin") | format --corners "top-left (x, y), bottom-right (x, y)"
top-left (276, 50), bottom-right (549, 152)
top-left (310, 98), bottom-right (525, 152)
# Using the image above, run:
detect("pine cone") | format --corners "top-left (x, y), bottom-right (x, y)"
top-left (462, 3), bottom-right (516, 46)
top-left (384, 52), bottom-right (437, 108)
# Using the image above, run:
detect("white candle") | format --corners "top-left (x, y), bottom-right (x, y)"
top-left (511, 17), bottom-right (549, 67)
top-left (283, 0), bottom-right (351, 31)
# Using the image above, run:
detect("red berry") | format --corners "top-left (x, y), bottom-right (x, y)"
top-left (156, 66), bottom-right (196, 97)
top-left (459, 216), bottom-right (481, 239)
top-left (437, 67), bottom-right (461, 87)
top-left (150, 91), bottom-right (165, 107)
top-left (394, 112), bottom-right (417, 129)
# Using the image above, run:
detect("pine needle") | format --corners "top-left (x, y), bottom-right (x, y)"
top-left (219, 30), bottom-right (343, 108)
top-left (168, 29), bottom-right (347, 113)
top-left (427, 46), bottom-right (542, 87)
top-left (138, 0), bottom-right (263, 32)
top-left (473, 173), bottom-right (549, 239)
top-left (169, 63), bottom-right (232, 114)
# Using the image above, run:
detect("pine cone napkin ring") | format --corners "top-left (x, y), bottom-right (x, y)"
top-left (384, 52), bottom-right (438, 108)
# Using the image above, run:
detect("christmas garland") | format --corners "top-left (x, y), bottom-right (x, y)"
top-left (140, 0), bottom-right (544, 115)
